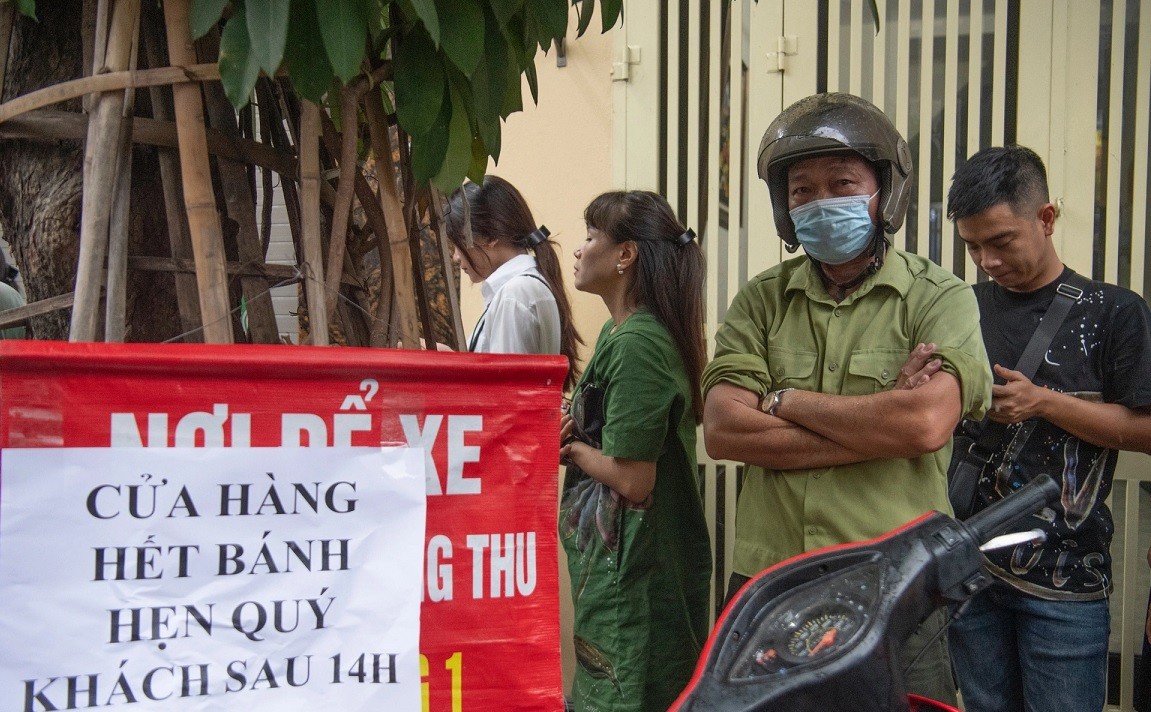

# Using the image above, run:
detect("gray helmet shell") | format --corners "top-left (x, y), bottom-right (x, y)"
top-left (757, 93), bottom-right (914, 247)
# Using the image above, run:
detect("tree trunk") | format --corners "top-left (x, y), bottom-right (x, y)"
top-left (0, 0), bottom-right (182, 342)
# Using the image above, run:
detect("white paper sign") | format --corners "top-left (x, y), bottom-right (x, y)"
top-left (0, 447), bottom-right (426, 712)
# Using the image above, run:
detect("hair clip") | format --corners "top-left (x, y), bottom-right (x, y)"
top-left (526, 225), bottom-right (551, 247)
top-left (676, 228), bottom-right (696, 246)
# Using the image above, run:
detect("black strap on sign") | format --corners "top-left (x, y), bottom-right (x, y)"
top-left (948, 272), bottom-right (1089, 517)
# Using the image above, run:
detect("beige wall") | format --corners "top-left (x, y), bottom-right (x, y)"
top-left (458, 8), bottom-right (619, 695)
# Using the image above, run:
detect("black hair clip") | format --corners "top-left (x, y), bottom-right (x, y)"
top-left (526, 225), bottom-right (550, 247)
top-left (676, 228), bottom-right (696, 246)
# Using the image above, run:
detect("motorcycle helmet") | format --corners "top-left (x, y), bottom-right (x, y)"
top-left (757, 93), bottom-right (914, 248)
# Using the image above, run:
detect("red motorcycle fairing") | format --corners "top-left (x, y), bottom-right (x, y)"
top-left (908, 693), bottom-right (960, 712)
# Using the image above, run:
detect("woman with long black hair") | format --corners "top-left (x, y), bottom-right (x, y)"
top-left (444, 175), bottom-right (581, 390)
top-left (559, 190), bottom-right (711, 711)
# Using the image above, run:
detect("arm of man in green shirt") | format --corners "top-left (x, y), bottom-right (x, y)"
top-left (704, 344), bottom-right (955, 469)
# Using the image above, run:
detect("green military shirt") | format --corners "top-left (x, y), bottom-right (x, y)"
top-left (702, 248), bottom-right (991, 576)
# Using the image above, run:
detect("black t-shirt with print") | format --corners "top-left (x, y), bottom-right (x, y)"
top-left (969, 267), bottom-right (1151, 599)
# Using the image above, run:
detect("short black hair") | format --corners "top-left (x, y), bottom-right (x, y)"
top-left (947, 145), bottom-right (1050, 221)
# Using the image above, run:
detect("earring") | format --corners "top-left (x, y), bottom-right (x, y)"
top-left (616, 262), bottom-right (624, 275)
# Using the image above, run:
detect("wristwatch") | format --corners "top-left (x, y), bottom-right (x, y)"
top-left (760, 387), bottom-right (795, 416)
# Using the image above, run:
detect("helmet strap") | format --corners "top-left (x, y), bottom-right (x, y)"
top-left (812, 232), bottom-right (887, 301)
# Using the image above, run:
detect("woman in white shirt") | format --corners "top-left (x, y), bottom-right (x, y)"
top-left (445, 175), bottom-right (581, 390)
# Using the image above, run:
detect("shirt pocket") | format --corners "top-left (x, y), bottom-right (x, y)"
top-left (766, 346), bottom-right (819, 391)
top-left (846, 349), bottom-right (904, 394)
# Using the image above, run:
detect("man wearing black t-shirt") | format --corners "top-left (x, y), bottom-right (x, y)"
top-left (946, 145), bottom-right (1151, 712)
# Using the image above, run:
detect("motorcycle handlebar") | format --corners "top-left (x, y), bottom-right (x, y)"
top-left (963, 473), bottom-right (1059, 544)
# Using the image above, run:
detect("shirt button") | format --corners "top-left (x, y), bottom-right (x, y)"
top-left (829, 362), bottom-right (838, 372)
top-left (813, 473), bottom-right (821, 480)
top-left (833, 308), bottom-right (841, 317)
top-left (881, 369), bottom-right (890, 379)
top-left (808, 527), bottom-right (816, 535)
top-left (776, 366), bottom-right (785, 377)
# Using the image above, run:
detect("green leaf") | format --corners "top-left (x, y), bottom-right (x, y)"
top-left (523, 57), bottom-right (538, 105)
top-left (600, 0), bottom-right (623, 33)
top-left (436, 0), bottom-right (484, 77)
top-left (466, 134), bottom-right (488, 184)
top-left (476, 113), bottom-right (501, 164)
top-left (499, 48), bottom-right (523, 118)
top-left (218, 11), bottom-right (261, 108)
top-left (407, 0), bottom-right (440, 46)
top-left (190, 0), bottom-right (228, 40)
top-left (471, 11), bottom-right (509, 123)
top-left (246, 0), bottom-right (290, 74)
top-left (317, 0), bottom-right (368, 82)
top-left (410, 86), bottom-right (452, 183)
top-left (470, 11), bottom-right (507, 160)
top-left (285, 0), bottom-right (334, 103)
top-left (431, 84), bottom-right (475, 192)
top-left (393, 26), bottom-right (445, 137)
top-left (488, 0), bottom-right (523, 28)
top-left (576, 0), bottom-right (595, 38)
top-left (530, 0), bottom-right (567, 48)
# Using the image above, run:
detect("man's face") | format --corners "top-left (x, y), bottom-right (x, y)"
top-left (786, 153), bottom-right (880, 221)
top-left (956, 201), bottom-right (1060, 292)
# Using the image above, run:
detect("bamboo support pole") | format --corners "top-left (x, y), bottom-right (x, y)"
top-left (372, 121), bottom-right (419, 348)
top-left (0, 2), bottom-right (14, 101)
top-left (322, 85), bottom-right (360, 327)
top-left (141, 10), bottom-right (201, 340)
top-left (298, 100), bottom-right (328, 345)
top-left (70, 0), bottom-right (140, 342)
top-left (0, 63), bottom-right (221, 125)
top-left (104, 88), bottom-right (136, 342)
top-left (362, 89), bottom-right (398, 347)
top-left (319, 112), bottom-right (396, 346)
top-left (409, 189), bottom-right (438, 350)
top-left (163, 0), bottom-right (233, 343)
top-left (427, 186), bottom-right (465, 350)
top-left (200, 68), bottom-right (279, 343)
top-left (103, 4), bottom-right (141, 342)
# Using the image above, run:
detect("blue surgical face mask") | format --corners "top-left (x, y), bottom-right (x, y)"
top-left (789, 191), bottom-right (879, 265)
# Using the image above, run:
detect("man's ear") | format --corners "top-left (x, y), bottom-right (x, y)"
top-left (1038, 202), bottom-right (1058, 237)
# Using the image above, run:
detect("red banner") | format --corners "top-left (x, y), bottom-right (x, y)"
top-left (0, 341), bottom-right (567, 711)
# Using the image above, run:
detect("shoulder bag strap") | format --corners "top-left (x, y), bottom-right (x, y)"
top-left (963, 271), bottom-right (1090, 463)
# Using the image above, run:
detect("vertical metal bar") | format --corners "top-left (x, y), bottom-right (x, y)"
top-left (849, 0), bottom-right (863, 95)
top-left (873, 0), bottom-right (888, 114)
top-left (1134, 0), bottom-right (1151, 300)
top-left (991, 0), bottom-right (1008, 146)
top-left (914, 0), bottom-right (935, 262)
top-left (728, 0), bottom-right (745, 313)
top-left (1122, 478), bottom-right (1141, 711)
top-left (896, 0), bottom-right (912, 247)
top-left (666, 0), bottom-right (681, 208)
top-left (686, 0), bottom-right (702, 236)
top-left (827, 0), bottom-right (841, 90)
top-left (963, 0), bottom-right (985, 281)
top-left (705, 0), bottom-right (723, 334)
top-left (940, 0), bottom-right (960, 274)
top-left (1104, 0), bottom-right (1125, 285)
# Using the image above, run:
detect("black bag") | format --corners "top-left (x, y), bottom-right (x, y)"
top-left (569, 381), bottom-right (605, 448)
top-left (947, 433), bottom-right (985, 520)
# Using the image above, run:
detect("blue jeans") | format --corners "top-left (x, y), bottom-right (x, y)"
top-left (948, 584), bottom-right (1110, 712)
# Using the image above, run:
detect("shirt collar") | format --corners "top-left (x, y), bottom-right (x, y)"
top-left (481, 253), bottom-right (537, 303)
top-left (784, 242), bottom-right (911, 304)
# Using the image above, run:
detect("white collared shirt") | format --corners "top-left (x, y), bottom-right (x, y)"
top-left (469, 253), bottom-right (562, 355)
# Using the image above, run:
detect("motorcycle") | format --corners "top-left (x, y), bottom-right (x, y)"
top-left (671, 474), bottom-right (1060, 712)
